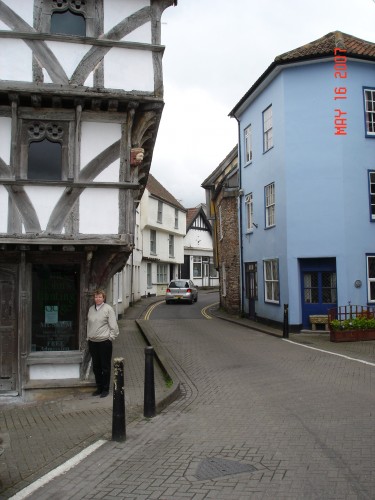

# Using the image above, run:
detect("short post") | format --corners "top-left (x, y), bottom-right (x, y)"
top-left (144, 346), bottom-right (156, 418)
top-left (283, 304), bottom-right (289, 339)
top-left (112, 357), bottom-right (126, 442)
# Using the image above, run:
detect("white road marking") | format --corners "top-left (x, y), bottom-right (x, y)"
top-left (283, 339), bottom-right (375, 366)
top-left (9, 439), bottom-right (107, 499)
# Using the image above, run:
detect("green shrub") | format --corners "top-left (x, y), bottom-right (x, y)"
top-left (330, 317), bottom-right (375, 331)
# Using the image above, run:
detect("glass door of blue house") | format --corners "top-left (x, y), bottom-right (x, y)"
top-left (300, 258), bottom-right (337, 329)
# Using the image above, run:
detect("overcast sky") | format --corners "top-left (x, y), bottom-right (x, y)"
top-left (150, 0), bottom-right (374, 209)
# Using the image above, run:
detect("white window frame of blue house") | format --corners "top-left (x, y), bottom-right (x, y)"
top-left (364, 88), bottom-right (375, 137)
top-left (244, 125), bottom-right (252, 163)
top-left (263, 259), bottom-right (280, 304)
top-left (265, 182), bottom-right (275, 228)
top-left (263, 105), bottom-right (273, 152)
top-left (245, 193), bottom-right (253, 232)
top-left (369, 171), bottom-right (375, 221)
top-left (366, 255), bottom-right (375, 303)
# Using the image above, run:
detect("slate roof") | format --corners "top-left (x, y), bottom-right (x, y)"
top-left (230, 31), bottom-right (375, 117)
top-left (146, 173), bottom-right (186, 211)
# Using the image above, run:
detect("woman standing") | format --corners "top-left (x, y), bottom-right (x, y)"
top-left (87, 289), bottom-right (119, 397)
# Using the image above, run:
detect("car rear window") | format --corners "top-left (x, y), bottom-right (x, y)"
top-left (170, 280), bottom-right (188, 288)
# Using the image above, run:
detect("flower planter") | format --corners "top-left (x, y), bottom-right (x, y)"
top-left (330, 329), bottom-right (375, 343)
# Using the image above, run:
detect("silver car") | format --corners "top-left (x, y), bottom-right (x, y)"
top-left (165, 279), bottom-right (198, 304)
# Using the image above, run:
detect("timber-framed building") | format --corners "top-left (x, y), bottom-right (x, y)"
top-left (0, 0), bottom-right (176, 399)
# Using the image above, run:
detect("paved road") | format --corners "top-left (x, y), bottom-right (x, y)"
top-left (21, 313), bottom-right (375, 499)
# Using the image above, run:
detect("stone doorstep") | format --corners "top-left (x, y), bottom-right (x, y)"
top-left (22, 379), bottom-right (95, 402)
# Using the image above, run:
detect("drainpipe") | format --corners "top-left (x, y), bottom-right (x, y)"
top-left (234, 116), bottom-right (245, 316)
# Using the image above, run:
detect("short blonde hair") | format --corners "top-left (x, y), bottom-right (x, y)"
top-left (94, 288), bottom-right (106, 301)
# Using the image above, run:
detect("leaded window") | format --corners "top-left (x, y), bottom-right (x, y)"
top-left (369, 171), bottom-right (375, 220)
top-left (364, 89), bottom-right (375, 136)
top-left (367, 256), bottom-right (375, 302)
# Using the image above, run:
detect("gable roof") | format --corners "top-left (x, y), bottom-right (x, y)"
top-left (230, 31), bottom-right (375, 117)
top-left (186, 206), bottom-right (212, 233)
top-left (146, 173), bottom-right (186, 211)
top-left (186, 208), bottom-right (199, 228)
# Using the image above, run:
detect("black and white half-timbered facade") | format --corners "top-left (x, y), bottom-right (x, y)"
top-left (182, 206), bottom-right (218, 288)
top-left (0, 0), bottom-right (176, 399)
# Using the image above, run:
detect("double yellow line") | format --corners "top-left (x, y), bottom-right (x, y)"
top-left (143, 300), bottom-right (164, 320)
top-left (143, 300), bottom-right (219, 320)
top-left (201, 302), bottom-right (219, 319)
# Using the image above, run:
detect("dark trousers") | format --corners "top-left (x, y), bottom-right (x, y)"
top-left (88, 339), bottom-right (113, 392)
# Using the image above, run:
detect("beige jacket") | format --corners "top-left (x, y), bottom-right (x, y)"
top-left (87, 303), bottom-right (119, 342)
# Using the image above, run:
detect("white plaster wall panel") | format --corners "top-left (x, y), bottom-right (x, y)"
top-left (0, 117), bottom-right (11, 164)
top-left (24, 186), bottom-right (65, 231)
top-left (81, 121), bottom-right (121, 169)
top-left (79, 188), bottom-right (119, 233)
top-left (0, 186), bottom-right (8, 232)
top-left (29, 364), bottom-right (80, 380)
top-left (0, 19), bottom-right (8, 30)
top-left (42, 68), bottom-right (53, 84)
top-left (0, 39), bottom-right (32, 81)
top-left (45, 41), bottom-right (91, 79)
top-left (93, 160), bottom-right (120, 183)
top-left (105, 48), bottom-right (153, 91)
top-left (123, 24), bottom-right (151, 44)
top-left (2, 0), bottom-right (33, 27)
top-left (185, 228), bottom-right (212, 250)
top-left (104, 0), bottom-right (150, 43)
top-left (84, 72), bottom-right (94, 87)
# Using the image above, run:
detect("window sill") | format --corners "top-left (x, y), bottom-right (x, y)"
top-left (27, 351), bottom-right (82, 364)
top-left (263, 146), bottom-right (274, 154)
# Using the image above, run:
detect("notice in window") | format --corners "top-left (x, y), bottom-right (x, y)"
top-left (45, 305), bottom-right (58, 324)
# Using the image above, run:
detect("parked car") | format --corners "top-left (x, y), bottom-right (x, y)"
top-left (165, 279), bottom-right (198, 304)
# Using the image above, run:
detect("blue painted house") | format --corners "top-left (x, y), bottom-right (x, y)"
top-left (229, 31), bottom-right (375, 330)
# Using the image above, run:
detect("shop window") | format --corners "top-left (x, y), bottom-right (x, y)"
top-left (31, 264), bottom-right (80, 352)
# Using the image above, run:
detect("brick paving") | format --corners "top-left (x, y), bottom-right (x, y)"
top-left (1, 296), bottom-right (374, 499)
top-left (0, 297), bottom-right (171, 499)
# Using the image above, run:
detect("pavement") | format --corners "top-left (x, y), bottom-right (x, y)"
top-left (0, 292), bottom-right (374, 499)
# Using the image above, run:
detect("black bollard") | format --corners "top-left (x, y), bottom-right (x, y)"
top-left (283, 303), bottom-right (289, 339)
top-left (112, 357), bottom-right (126, 442)
top-left (144, 346), bottom-right (156, 418)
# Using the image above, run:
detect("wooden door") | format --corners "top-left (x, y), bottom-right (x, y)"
top-left (0, 266), bottom-right (18, 392)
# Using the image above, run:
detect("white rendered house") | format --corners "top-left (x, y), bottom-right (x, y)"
top-left (140, 174), bottom-right (186, 297)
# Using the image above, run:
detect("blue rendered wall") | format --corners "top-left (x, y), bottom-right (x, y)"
top-left (238, 58), bottom-right (375, 327)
